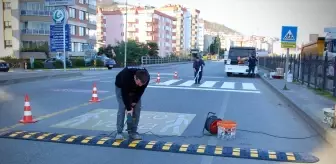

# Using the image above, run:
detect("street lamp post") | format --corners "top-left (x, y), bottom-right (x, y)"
top-left (124, 0), bottom-right (128, 67)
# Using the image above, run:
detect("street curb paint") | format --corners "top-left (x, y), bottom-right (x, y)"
top-left (0, 130), bottom-right (319, 163)
top-left (0, 95), bottom-right (115, 133)
top-left (0, 72), bottom-right (83, 86)
top-left (258, 71), bottom-right (336, 147)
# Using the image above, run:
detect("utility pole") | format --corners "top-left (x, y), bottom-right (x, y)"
top-left (124, 0), bottom-right (128, 67)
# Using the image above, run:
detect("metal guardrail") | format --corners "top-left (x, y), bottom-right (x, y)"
top-left (21, 29), bottom-right (50, 35)
top-left (259, 52), bottom-right (336, 96)
top-left (21, 10), bottom-right (52, 16)
top-left (141, 56), bottom-right (191, 66)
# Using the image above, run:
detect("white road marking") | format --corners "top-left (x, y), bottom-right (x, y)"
top-left (157, 79), bottom-right (181, 86)
top-left (51, 89), bottom-right (109, 93)
top-left (221, 82), bottom-right (235, 89)
top-left (147, 85), bottom-right (260, 93)
top-left (178, 80), bottom-right (195, 87)
top-left (242, 83), bottom-right (257, 90)
top-left (199, 81), bottom-right (218, 88)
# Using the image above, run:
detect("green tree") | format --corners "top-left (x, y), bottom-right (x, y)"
top-left (146, 42), bottom-right (159, 56)
top-left (209, 36), bottom-right (221, 54)
top-left (97, 44), bottom-right (114, 58)
top-left (114, 40), bottom-right (148, 66)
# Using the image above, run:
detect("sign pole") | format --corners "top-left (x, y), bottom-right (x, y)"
top-left (283, 48), bottom-right (289, 90)
top-left (280, 26), bottom-right (298, 90)
top-left (63, 20), bottom-right (66, 71)
top-left (124, 0), bottom-right (128, 67)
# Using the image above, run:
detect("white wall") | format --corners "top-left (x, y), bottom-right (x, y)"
top-left (197, 21), bottom-right (204, 51)
top-left (183, 11), bottom-right (191, 52)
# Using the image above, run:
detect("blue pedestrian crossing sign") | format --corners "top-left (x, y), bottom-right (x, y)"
top-left (281, 26), bottom-right (298, 48)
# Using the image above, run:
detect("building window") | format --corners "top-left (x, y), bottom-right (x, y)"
top-left (4, 40), bottom-right (12, 48)
top-left (70, 25), bottom-right (76, 35)
top-left (79, 0), bottom-right (84, 4)
top-left (85, 12), bottom-right (89, 21)
top-left (4, 21), bottom-right (11, 28)
top-left (71, 42), bottom-right (75, 52)
top-left (3, 2), bottom-right (11, 10)
top-left (121, 32), bottom-right (124, 36)
top-left (69, 8), bottom-right (76, 18)
top-left (79, 27), bottom-right (85, 36)
top-left (86, 28), bottom-right (90, 36)
top-left (79, 10), bottom-right (85, 20)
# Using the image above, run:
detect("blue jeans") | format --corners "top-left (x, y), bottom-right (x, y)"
top-left (115, 86), bottom-right (142, 133)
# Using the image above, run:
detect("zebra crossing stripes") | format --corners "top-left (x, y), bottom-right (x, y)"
top-left (242, 83), bottom-right (257, 90)
top-left (199, 81), bottom-right (218, 88)
top-left (157, 79), bottom-right (181, 86)
top-left (221, 82), bottom-right (235, 89)
top-left (178, 80), bottom-right (195, 87)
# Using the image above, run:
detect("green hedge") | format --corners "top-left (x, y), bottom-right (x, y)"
top-left (90, 59), bottom-right (104, 67)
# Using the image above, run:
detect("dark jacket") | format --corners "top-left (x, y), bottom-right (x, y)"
top-left (248, 56), bottom-right (258, 67)
top-left (193, 59), bottom-right (205, 70)
top-left (115, 67), bottom-right (150, 111)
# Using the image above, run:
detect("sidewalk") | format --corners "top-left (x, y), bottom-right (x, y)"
top-left (258, 68), bottom-right (336, 148)
top-left (0, 71), bottom-right (82, 85)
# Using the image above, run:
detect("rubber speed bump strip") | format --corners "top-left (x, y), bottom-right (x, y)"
top-left (0, 130), bottom-right (319, 163)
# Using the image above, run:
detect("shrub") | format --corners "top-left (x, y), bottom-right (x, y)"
top-left (71, 59), bottom-right (85, 67)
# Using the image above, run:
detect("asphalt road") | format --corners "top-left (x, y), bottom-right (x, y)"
top-left (0, 61), bottom-right (334, 164)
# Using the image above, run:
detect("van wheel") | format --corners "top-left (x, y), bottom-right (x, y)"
top-left (227, 72), bottom-right (232, 77)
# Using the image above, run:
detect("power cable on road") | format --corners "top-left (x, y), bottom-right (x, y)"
top-left (100, 128), bottom-right (319, 140)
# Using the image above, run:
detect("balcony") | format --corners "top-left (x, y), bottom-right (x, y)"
top-left (128, 17), bottom-right (138, 23)
top-left (145, 18), bottom-right (153, 22)
top-left (89, 4), bottom-right (96, 10)
top-left (20, 10), bottom-right (52, 16)
top-left (21, 29), bottom-right (50, 35)
top-left (128, 27), bottom-right (138, 32)
top-left (89, 35), bottom-right (96, 39)
top-left (89, 20), bottom-right (97, 25)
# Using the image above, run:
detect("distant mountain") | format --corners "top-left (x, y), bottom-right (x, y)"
top-left (203, 20), bottom-right (240, 34)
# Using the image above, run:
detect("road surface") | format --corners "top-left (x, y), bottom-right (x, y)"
top-left (0, 61), bottom-right (334, 164)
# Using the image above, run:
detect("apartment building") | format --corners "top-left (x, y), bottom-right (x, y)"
top-left (96, 8), bottom-right (106, 48)
top-left (190, 9), bottom-right (200, 49)
top-left (0, 0), bottom-right (97, 59)
top-left (102, 6), bottom-right (176, 57)
top-left (157, 4), bottom-right (192, 55)
top-left (197, 19), bottom-right (204, 52)
top-left (0, 0), bottom-right (20, 58)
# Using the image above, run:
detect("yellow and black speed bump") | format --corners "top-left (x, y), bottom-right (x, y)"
top-left (0, 130), bottom-right (319, 163)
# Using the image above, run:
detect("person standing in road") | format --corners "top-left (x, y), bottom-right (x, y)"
top-left (193, 56), bottom-right (205, 84)
top-left (114, 66), bottom-right (150, 140)
top-left (247, 55), bottom-right (258, 77)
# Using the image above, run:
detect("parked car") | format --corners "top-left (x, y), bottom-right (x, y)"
top-left (44, 58), bottom-right (72, 69)
top-left (104, 58), bottom-right (116, 70)
top-left (0, 60), bottom-right (9, 72)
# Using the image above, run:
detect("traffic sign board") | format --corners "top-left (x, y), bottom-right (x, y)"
top-left (281, 26), bottom-right (298, 48)
top-left (45, 0), bottom-right (75, 6)
top-left (50, 24), bottom-right (71, 52)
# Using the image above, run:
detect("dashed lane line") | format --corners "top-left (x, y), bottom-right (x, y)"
top-left (0, 95), bottom-right (115, 133)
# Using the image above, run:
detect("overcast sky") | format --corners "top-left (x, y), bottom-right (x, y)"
top-left (109, 0), bottom-right (336, 44)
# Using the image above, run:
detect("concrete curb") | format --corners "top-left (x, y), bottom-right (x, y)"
top-left (143, 61), bottom-right (191, 68)
top-left (258, 71), bottom-right (336, 148)
top-left (0, 72), bottom-right (83, 86)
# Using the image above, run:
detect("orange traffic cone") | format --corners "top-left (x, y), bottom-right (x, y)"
top-left (174, 71), bottom-right (178, 79)
top-left (20, 94), bottom-right (37, 124)
top-left (156, 72), bottom-right (160, 83)
top-left (89, 83), bottom-right (101, 102)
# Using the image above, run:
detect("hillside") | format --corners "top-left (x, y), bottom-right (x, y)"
top-left (203, 20), bottom-right (239, 34)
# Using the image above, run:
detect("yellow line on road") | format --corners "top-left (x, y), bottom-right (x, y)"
top-left (0, 95), bottom-right (115, 132)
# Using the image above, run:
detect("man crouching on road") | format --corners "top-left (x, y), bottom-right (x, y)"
top-left (115, 66), bottom-right (150, 140)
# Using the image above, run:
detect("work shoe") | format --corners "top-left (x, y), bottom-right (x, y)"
top-left (115, 133), bottom-right (124, 140)
top-left (129, 132), bottom-right (142, 140)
